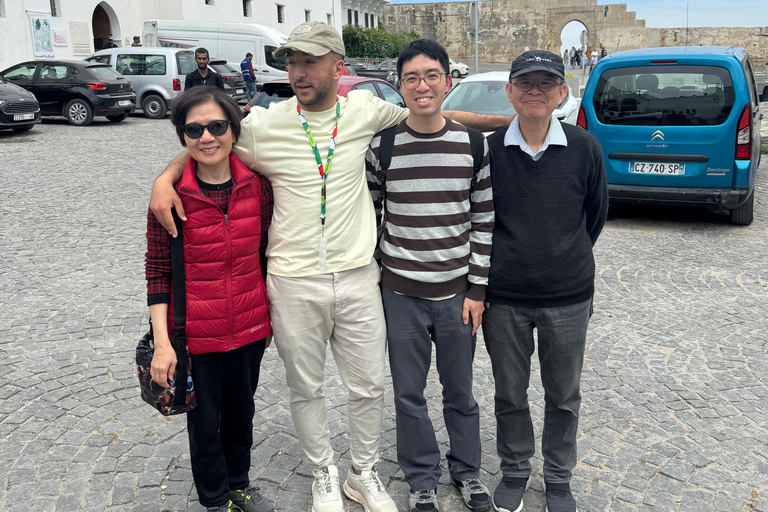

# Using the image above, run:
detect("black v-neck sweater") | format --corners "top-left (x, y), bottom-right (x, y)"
top-left (485, 122), bottom-right (608, 308)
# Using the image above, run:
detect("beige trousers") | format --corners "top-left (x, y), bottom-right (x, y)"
top-left (267, 259), bottom-right (386, 470)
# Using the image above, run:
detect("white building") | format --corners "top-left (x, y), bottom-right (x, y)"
top-left (0, 0), bottom-right (389, 69)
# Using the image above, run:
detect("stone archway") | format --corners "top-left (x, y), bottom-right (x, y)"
top-left (92, 2), bottom-right (120, 50)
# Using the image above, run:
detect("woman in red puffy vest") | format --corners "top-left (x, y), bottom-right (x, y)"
top-left (144, 86), bottom-right (274, 512)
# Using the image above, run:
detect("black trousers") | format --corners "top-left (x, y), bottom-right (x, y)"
top-left (187, 340), bottom-right (266, 507)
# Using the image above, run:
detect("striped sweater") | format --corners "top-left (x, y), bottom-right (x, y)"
top-left (365, 118), bottom-right (494, 300)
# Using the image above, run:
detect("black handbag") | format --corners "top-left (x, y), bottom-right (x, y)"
top-left (136, 209), bottom-right (196, 415)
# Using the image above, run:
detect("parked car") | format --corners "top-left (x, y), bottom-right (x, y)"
top-left (342, 63), bottom-right (357, 76)
top-left (0, 76), bottom-right (41, 132)
top-left (0, 60), bottom-right (135, 126)
top-left (578, 46), bottom-right (763, 225)
top-left (208, 59), bottom-right (247, 102)
top-left (441, 71), bottom-right (580, 133)
top-left (243, 76), bottom-right (405, 115)
top-left (449, 57), bottom-right (469, 78)
top-left (85, 47), bottom-right (196, 118)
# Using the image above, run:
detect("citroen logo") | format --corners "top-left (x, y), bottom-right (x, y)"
top-left (651, 130), bottom-right (665, 141)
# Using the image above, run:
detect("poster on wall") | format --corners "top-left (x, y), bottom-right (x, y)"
top-left (53, 30), bottom-right (68, 47)
top-left (30, 15), bottom-right (55, 59)
top-left (70, 21), bottom-right (91, 56)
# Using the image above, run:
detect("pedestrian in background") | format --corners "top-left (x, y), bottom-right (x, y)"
top-left (483, 50), bottom-right (608, 512)
top-left (240, 52), bottom-right (257, 102)
top-left (132, 35), bottom-right (141, 47)
top-left (145, 86), bottom-right (274, 512)
top-left (185, 48), bottom-right (224, 90)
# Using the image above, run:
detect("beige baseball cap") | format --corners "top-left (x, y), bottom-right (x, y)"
top-left (273, 22), bottom-right (345, 59)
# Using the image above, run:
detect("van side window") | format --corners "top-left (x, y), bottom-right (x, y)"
top-left (116, 54), bottom-right (167, 76)
top-left (265, 45), bottom-right (288, 70)
top-left (176, 51), bottom-right (197, 75)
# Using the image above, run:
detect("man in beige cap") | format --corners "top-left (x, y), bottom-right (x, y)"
top-left (149, 21), bottom-right (509, 512)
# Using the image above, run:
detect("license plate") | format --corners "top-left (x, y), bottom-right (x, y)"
top-left (629, 161), bottom-right (685, 175)
top-left (118, 100), bottom-right (131, 107)
top-left (236, 89), bottom-right (244, 94)
top-left (14, 113), bottom-right (34, 121)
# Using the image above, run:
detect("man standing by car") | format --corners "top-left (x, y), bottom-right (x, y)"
top-left (483, 50), bottom-right (608, 512)
top-left (185, 48), bottom-right (224, 90)
top-left (366, 39), bottom-right (494, 512)
top-left (149, 22), bottom-right (510, 512)
top-left (104, 36), bottom-right (117, 49)
top-left (132, 35), bottom-right (141, 47)
top-left (241, 52), bottom-right (257, 101)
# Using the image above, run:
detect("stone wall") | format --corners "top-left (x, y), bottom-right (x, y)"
top-left (380, 0), bottom-right (768, 65)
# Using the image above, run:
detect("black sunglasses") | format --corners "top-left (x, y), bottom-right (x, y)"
top-left (182, 120), bottom-right (231, 139)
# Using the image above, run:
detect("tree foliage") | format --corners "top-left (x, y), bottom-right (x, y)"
top-left (342, 25), bottom-right (421, 58)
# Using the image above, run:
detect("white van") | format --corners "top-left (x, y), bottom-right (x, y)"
top-left (142, 20), bottom-right (289, 84)
top-left (86, 47), bottom-right (197, 118)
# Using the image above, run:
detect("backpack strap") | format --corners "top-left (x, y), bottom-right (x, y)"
top-left (467, 127), bottom-right (485, 191)
top-left (376, 125), bottom-right (398, 200)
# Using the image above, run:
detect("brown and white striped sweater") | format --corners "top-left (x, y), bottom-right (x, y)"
top-left (365, 119), bottom-right (494, 301)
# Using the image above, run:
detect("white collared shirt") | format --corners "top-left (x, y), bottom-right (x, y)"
top-left (503, 113), bottom-right (568, 161)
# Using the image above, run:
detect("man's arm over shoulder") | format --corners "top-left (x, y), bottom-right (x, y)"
top-left (467, 135), bottom-right (494, 302)
top-left (444, 110), bottom-right (514, 133)
top-left (350, 91), bottom-right (409, 133)
top-left (232, 108), bottom-right (262, 169)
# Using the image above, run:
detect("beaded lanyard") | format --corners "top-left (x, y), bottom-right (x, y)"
top-left (297, 97), bottom-right (340, 271)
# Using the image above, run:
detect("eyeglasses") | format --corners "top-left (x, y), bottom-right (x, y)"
top-left (182, 120), bottom-right (230, 139)
top-left (511, 79), bottom-right (563, 92)
top-left (399, 73), bottom-right (446, 90)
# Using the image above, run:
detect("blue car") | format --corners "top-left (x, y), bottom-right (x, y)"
top-left (578, 47), bottom-right (763, 224)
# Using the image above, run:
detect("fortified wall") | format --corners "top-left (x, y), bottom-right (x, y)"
top-left (380, 0), bottom-right (768, 64)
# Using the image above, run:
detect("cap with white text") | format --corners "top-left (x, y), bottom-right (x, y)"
top-left (508, 50), bottom-right (565, 81)
top-left (272, 22), bottom-right (345, 59)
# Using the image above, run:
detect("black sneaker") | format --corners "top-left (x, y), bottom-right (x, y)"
top-left (451, 477), bottom-right (492, 511)
top-left (544, 482), bottom-right (577, 512)
top-left (230, 486), bottom-right (274, 512)
top-left (491, 476), bottom-right (529, 512)
top-left (207, 500), bottom-right (233, 512)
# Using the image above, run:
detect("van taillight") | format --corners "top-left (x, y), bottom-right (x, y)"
top-left (173, 79), bottom-right (181, 91)
top-left (735, 106), bottom-right (751, 160)
top-left (576, 104), bottom-right (587, 129)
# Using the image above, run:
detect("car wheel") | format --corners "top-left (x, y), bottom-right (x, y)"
top-left (64, 99), bottom-right (94, 126)
top-left (12, 125), bottom-right (34, 132)
top-left (142, 94), bottom-right (167, 119)
top-left (106, 113), bottom-right (129, 122)
top-left (729, 191), bottom-right (754, 225)
top-left (452, 69), bottom-right (461, 78)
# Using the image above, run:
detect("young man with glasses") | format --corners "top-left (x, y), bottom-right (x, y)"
top-left (482, 50), bottom-right (608, 512)
top-left (366, 39), bottom-right (494, 512)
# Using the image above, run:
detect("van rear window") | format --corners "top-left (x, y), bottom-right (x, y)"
top-left (593, 65), bottom-right (734, 126)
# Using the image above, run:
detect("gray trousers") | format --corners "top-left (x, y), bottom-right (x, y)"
top-left (482, 297), bottom-right (592, 483)
top-left (382, 289), bottom-right (481, 491)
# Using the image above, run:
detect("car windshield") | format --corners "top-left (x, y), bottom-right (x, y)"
top-left (593, 65), bottom-right (735, 126)
top-left (442, 80), bottom-right (516, 116)
top-left (87, 65), bottom-right (123, 80)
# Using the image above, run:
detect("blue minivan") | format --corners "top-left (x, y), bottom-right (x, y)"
top-left (578, 47), bottom-right (762, 224)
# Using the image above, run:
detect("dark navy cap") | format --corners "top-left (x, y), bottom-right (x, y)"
top-left (509, 50), bottom-right (565, 81)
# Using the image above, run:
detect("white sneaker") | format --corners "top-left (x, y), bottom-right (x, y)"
top-left (312, 465), bottom-right (343, 512)
top-left (342, 464), bottom-right (398, 512)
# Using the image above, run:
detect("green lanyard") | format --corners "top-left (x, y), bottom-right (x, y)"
top-left (297, 97), bottom-right (340, 270)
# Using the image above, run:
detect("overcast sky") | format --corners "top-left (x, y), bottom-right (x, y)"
top-left (387, 0), bottom-right (768, 29)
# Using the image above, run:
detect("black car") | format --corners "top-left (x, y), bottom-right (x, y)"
top-left (209, 60), bottom-right (247, 103)
top-left (0, 77), bottom-right (41, 132)
top-left (0, 60), bottom-right (136, 126)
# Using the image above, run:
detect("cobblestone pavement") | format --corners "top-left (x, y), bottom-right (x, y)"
top-left (1, 114), bottom-right (767, 512)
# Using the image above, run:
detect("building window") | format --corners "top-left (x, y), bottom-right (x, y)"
top-left (327, 13), bottom-right (332, 25)
top-left (276, 4), bottom-right (284, 24)
top-left (347, 9), bottom-right (352, 26)
top-left (243, 0), bottom-right (253, 16)
top-left (205, 0), bottom-right (214, 5)
top-left (49, 0), bottom-right (60, 16)
top-left (305, 10), bottom-right (311, 22)
top-left (0, 0), bottom-right (6, 18)
top-left (354, 10), bottom-right (359, 26)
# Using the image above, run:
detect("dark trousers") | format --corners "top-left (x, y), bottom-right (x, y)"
top-left (482, 298), bottom-right (592, 483)
top-left (382, 289), bottom-right (481, 491)
top-left (187, 340), bottom-right (266, 507)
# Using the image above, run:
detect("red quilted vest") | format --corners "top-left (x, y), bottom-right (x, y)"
top-left (167, 153), bottom-right (270, 354)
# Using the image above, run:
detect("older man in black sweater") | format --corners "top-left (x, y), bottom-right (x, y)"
top-left (483, 51), bottom-right (608, 512)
